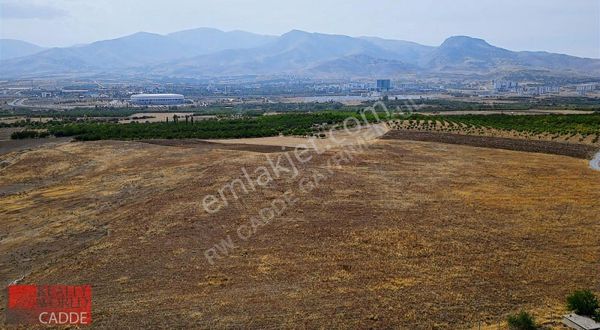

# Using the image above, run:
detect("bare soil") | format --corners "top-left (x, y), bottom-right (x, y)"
top-left (142, 139), bottom-right (289, 153)
top-left (382, 130), bottom-right (599, 159)
top-left (0, 138), bottom-right (599, 329)
top-left (0, 137), bottom-right (72, 155)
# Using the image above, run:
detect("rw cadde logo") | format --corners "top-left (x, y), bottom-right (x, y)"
top-left (6, 285), bottom-right (92, 325)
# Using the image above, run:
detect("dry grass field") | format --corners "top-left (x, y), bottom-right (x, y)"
top-left (0, 132), bottom-right (599, 328)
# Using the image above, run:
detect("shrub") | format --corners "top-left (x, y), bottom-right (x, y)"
top-left (567, 289), bottom-right (599, 316)
top-left (507, 311), bottom-right (537, 330)
top-left (11, 130), bottom-right (40, 139)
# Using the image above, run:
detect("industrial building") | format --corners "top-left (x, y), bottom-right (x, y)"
top-left (130, 94), bottom-right (185, 105)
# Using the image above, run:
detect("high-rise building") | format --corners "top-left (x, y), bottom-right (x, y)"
top-left (376, 79), bottom-right (391, 91)
top-left (576, 84), bottom-right (596, 95)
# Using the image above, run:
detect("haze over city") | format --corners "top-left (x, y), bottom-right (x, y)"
top-left (1, 0), bottom-right (599, 58)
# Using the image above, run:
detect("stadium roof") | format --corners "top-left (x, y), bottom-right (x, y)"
top-left (130, 94), bottom-right (184, 99)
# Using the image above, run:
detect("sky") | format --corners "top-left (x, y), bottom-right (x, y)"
top-left (1, 0), bottom-right (599, 58)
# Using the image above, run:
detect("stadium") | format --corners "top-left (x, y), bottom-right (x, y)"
top-left (130, 94), bottom-right (185, 105)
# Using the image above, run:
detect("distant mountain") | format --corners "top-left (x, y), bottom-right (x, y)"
top-left (515, 51), bottom-right (600, 75)
top-left (157, 30), bottom-right (407, 76)
top-left (309, 55), bottom-right (417, 78)
top-left (0, 29), bottom-right (277, 77)
top-left (167, 27), bottom-right (275, 55)
top-left (1, 29), bottom-right (599, 79)
top-left (425, 36), bottom-right (600, 75)
top-left (425, 36), bottom-right (515, 70)
top-left (0, 32), bottom-right (190, 76)
top-left (0, 39), bottom-right (46, 61)
top-left (359, 37), bottom-right (434, 65)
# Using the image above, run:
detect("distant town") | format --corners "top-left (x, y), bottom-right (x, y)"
top-left (1, 77), bottom-right (598, 110)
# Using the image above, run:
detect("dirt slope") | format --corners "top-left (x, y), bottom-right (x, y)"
top-left (0, 139), bottom-right (599, 329)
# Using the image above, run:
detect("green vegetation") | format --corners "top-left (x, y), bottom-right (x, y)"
top-left (532, 97), bottom-right (600, 110)
top-left (6, 108), bottom-right (600, 140)
top-left (219, 101), bottom-right (352, 114)
top-left (1, 119), bottom-right (67, 128)
top-left (567, 289), bottom-right (599, 317)
top-left (1, 102), bottom-right (353, 118)
top-left (46, 112), bottom-right (385, 141)
top-left (3, 97), bottom-right (599, 121)
top-left (507, 311), bottom-right (538, 330)
top-left (387, 99), bottom-right (529, 111)
top-left (6, 102), bottom-right (600, 141)
top-left (408, 113), bottom-right (600, 137)
top-left (0, 107), bottom-right (140, 118)
top-left (11, 130), bottom-right (50, 139)
top-left (384, 97), bottom-right (600, 112)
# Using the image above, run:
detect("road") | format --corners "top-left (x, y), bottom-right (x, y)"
top-left (7, 98), bottom-right (71, 110)
top-left (7, 98), bottom-right (28, 107)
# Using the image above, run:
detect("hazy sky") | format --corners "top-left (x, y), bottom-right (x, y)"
top-left (1, 0), bottom-right (599, 58)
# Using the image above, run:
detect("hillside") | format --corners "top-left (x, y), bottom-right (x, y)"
top-left (1, 29), bottom-right (599, 79)
top-left (1, 135), bottom-right (599, 328)
top-left (0, 39), bottom-right (46, 61)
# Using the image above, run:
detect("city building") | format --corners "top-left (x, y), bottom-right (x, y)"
top-left (376, 79), bottom-right (391, 91)
top-left (130, 94), bottom-right (185, 105)
top-left (492, 80), bottom-right (519, 92)
top-left (576, 84), bottom-right (597, 95)
top-left (522, 86), bottom-right (560, 95)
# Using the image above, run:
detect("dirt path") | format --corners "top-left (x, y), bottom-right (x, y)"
top-left (142, 139), bottom-right (289, 153)
top-left (209, 123), bottom-right (389, 150)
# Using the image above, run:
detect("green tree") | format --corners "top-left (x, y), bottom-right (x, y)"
top-left (507, 311), bottom-right (537, 330)
top-left (567, 290), bottom-right (599, 316)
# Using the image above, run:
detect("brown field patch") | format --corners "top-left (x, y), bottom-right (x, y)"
top-left (0, 138), bottom-right (599, 329)
top-left (383, 130), bottom-right (599, 159)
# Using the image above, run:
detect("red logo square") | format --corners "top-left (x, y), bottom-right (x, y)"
top-left (8, 285), bottom-right (37, 309)
top-left (6, 285), bottom-right (92, 325)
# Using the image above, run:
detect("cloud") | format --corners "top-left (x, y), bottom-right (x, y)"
top-left (1, 2), bottom-right (68, 20)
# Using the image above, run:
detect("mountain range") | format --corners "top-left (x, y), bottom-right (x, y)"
top-left (0, 39), bottom-right (47, 61)
top-left (1, 28), bottom-right (599, 79)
